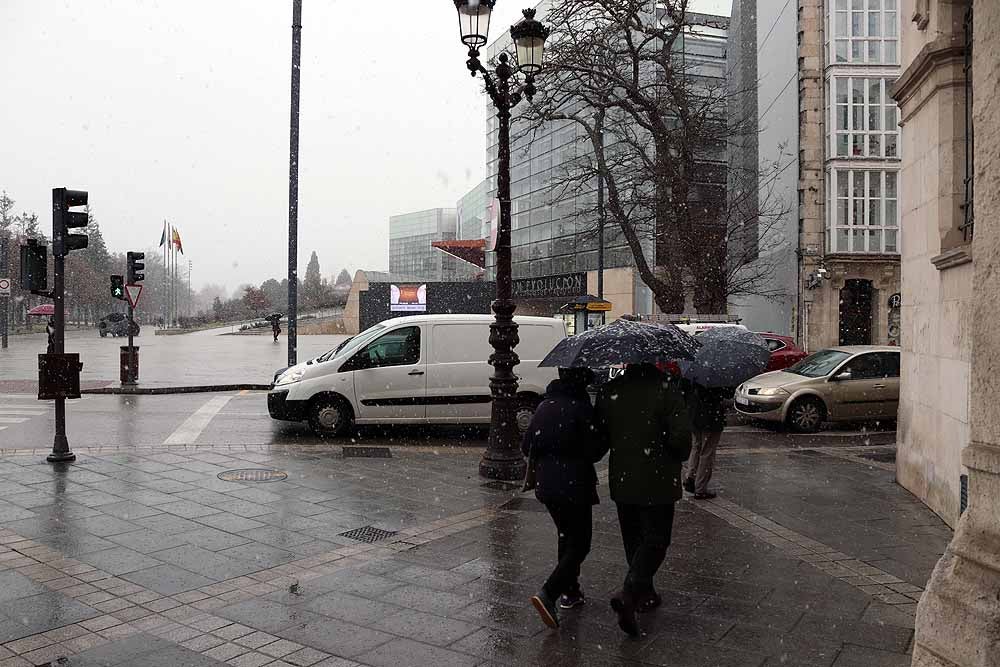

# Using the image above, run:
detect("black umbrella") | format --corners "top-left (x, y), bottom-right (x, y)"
top-left (540, 318), bottom-right (700, 368)
top-left (265, 313), bottom-right (284, 322)
top-left (678, 327), bottom-right (770, 388)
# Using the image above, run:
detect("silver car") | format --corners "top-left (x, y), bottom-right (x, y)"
top-left (734, 345), bottom-right (900, 432)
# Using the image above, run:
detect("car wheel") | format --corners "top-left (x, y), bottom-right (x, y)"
top-left (308, 396), bottom-right (353, 437)
top-left (515, 395), bottom-right (540, 437)
top-left (787, 397), bottom-right (826, 433)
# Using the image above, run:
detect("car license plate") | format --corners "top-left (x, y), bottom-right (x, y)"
top-left (736, 395), bottom-right (750, 406)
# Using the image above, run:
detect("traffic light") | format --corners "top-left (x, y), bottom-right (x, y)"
top-left (52, 188), bottom-right (89, 257)
top-left (127, 252), bottom-right (145, 283)
top-left (111, 275), bottom-right (125, 300)
top-left (19, 239), bottom-right (48, 293)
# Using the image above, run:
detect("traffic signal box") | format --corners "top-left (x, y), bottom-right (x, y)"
top-left (52, 189), bottom-right (88, 257)
top-left (111, 275), bottom-right (125, 300)
top-left (127, 252), bottom-right (145, 284)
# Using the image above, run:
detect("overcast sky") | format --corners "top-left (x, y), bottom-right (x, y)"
top-left (1, 0), bottom-right (730, 294)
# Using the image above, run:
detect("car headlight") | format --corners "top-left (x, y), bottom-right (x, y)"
top-left (756, 387), bottom-right (789, 397)
top-left (275, 369), bottom-right (305, 386)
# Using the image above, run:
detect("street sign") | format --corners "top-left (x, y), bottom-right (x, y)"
top-left (125, 284), bottom-right (143, 309)
top-left (0, 278), bottom-right (10, 296)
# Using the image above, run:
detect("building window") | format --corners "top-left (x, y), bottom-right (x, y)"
top-left (960, 5), bottom-right (974, 241)
top-left (832, 77), bottom-right (899, 158)
top-left (829, 169), bottom-right (899, 253)
top-left (832, 0), bottom-right (899, 65)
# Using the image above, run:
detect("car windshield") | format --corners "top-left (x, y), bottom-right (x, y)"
top-left (321, 325), bottom-right (385, 363)
top-left (786, 349), bottom-right (851, 378)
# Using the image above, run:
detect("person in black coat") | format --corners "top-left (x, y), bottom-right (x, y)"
top-left (684, 383), bottom-right (726, 499)
top-left (521, 367), bottom-right (608, 629)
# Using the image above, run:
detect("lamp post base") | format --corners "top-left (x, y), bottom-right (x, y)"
top-left (46, 450), bottom-right (76, 464)
top-left (479, 454), bottom-right (527, 482)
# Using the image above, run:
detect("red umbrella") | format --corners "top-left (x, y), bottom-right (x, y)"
top-left (27, 304), bottom-right (55, 316)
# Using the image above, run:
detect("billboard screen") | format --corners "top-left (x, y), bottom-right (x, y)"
top-left (390, 284), bottom-right (427, 312)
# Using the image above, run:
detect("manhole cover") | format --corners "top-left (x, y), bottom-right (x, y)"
top-left (338, 525), bottom-right (398, 543)
top-left (501, 497), bottom-right (547, 512)
top-left (217, 469), bottom-right (288, 483)
top-left (342, 446), bottom-right (392, 458)
top-left (481, 480), bottom-right (522, 491)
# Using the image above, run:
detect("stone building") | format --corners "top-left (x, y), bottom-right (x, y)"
top-left (893, 1), bottom-right (1000, 664)
top-left (796, 0), bottom-right (903, 352)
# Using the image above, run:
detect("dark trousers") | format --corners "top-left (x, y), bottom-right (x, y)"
top-left (542, 502), bottom-right (593, 599)
top-left (615, 502), bottom-right (676, 598)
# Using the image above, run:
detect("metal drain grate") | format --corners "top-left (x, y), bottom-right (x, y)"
top-left (857, 450), bottom-right (896, 463)
top-left (342, 446), bottom-right (392, 458)
top-left (217, 469), bottom-right (288, 483)
top-left (481, 480), bottom-right (522, 491)
top-left (338, 525), bottom-right (398, 543)
top-left (501, 497), bottom-right (547, 512)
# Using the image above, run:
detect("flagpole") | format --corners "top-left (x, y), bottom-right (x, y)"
top-left (162, 221), bottom-right (168, 330)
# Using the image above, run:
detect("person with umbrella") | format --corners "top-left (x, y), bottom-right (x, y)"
top-left (678, 328), bottom-right (771, 500)
top-left (522, 367), bottom-right (608, 630)
top-left (266, 313), bottom-right (283, 342)
top-left (540, 319), bottom-right (700, 637)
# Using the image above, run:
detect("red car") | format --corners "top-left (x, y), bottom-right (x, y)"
top-left (756, 333), bottom-right (808, 372)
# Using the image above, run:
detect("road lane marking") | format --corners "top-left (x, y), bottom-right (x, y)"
top-left (163, 395), bottom-right (235, 445)
top-left (0, 409), bottom-right (47, 415)
top-left (0, 417), bottom-right (30, 424)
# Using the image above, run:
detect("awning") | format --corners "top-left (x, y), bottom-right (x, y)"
top-left (431, 239), bottom-right (486, 269)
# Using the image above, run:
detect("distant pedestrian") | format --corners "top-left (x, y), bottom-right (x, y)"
top-left (522, 367), bottom-right (608, 630)
top-left (45, 317), bottom-right (55, 353)
top-left (684, 384), bottom-right (726, 499)
top-left (596, 363), bottom-right (691, 637)
top-left (272, 319), bottom-right (281, 342)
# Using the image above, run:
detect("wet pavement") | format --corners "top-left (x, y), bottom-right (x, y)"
top-left (0, 437), bottom-right (948, 666)
top-left (0, 328), bottom-right (347, 389)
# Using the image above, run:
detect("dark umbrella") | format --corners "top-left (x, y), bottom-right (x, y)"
top-left (265, 313), bottom-right (284, 322)
top-left (540, 318), bottom-right (700, 368)
top-left (678, 327), bottom-right (770, 388)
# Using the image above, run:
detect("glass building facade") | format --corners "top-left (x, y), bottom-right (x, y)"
top-left (482, 4), bottom-right (729, 286)
top-left (388, 208), bottom-right (478, 282)
top-left (457, 179), bottom-right (489, 241)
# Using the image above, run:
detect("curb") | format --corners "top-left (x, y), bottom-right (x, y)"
top-left (81, 384), bottom-right (271, 395)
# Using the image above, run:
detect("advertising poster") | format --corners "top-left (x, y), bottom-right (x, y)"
top-left (390, 284), bottom-right (427, 312)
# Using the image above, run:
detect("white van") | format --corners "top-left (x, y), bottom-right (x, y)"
top-left (267, 314), bottom-right (566, 436)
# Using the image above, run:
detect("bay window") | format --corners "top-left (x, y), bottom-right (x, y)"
top-left (831, 0), bottom-right (899, 65)
top-left (832, 77), bottom-right (899, 159)
top-left (828, 169), bottom-right (899, 254)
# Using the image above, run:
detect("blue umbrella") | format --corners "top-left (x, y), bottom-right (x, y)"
top-left (678, 327), bottom-right (770, 388)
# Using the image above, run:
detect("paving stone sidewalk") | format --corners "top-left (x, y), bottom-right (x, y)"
top-left (0, 442), bottom-right (950, 667)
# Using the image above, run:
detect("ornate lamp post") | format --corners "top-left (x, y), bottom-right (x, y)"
top-left (452, 1), bottom-right (549, 480)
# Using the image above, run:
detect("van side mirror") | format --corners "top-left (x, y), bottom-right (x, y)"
top-left (832, 370), bottom-right (852, 381)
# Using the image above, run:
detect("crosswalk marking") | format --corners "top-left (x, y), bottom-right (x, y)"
top-left (0, 408), bottom-right (47, 415)
top-left (0, 417), bottom-right (29, 424)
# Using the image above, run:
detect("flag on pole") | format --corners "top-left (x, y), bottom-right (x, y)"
top-left (172, 228), bottom-right (184, 254)
top-left (159, 222), bottom-right (167, 247)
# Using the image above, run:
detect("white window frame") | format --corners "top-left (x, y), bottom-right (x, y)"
top-left (827, 168), bottom-right (899, 254)
top-left (829, 0), bottom-right (899, 65)
top-left (830, 76), bottom-right (899, 159)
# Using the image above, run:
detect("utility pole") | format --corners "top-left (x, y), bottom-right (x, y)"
top-left (287, 0), bottom-right (302, 367)
top-left (188, 260), bottom-right (192, 318)
top-left (1, 233), bottom-right (8, 349)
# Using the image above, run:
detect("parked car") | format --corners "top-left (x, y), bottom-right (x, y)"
top-left (756, 333), bottom-right (809, 371)
top-left (98, 313), bottom-right (139, 338)
top-left (734, 345), bottom-right (900, 432)
top-left (268, 314), bottom-right (566, 437)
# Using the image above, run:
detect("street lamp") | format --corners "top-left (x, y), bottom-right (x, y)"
top-left (452, 2), bottom-right (550, 480)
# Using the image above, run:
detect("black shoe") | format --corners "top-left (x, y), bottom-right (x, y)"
top-left (610, 594), bottom-right (640, 637)
top-left (558, 590), bottom-right (586, 609)
top-left (693, 491), bottom-right (717, 500)
top-left (637, 591), bottom-right (662, 613)
top-left (683, 478), bottom-right (695, 494)
top-left (530, 592), bottom-right (560, 629)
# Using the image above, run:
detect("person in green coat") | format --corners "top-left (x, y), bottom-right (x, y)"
top-left (595, 363), bottom-right (692, 637)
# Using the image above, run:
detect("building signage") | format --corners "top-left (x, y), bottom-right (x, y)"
top-left (512, 272), bottom-right (587, 299)
top-left (390, 284), bottom-right (427, 312)
top-left (888, 292), bottom-right (902, 309)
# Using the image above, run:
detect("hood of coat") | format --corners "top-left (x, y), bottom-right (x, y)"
top-left (545, 378), bottom-right (590, 400)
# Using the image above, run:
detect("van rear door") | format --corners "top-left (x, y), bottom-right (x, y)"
top-left (424, 322), bottom-right (493, 422)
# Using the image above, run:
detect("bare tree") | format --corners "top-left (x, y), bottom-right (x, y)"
top-left (515, 0), bottom-right (791, 314)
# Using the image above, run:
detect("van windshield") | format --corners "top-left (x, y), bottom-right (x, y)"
top-left (319, 324), bottom-right (386, 363)
top-left (786, 349), bottom-right (851, 378)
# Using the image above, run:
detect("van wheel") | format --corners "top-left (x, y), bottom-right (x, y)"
top-left (515, 396), bottom-right (540, 437)
top-left (308, 397), bottom-right (353, 437)
top-left (787, 397), bottom-right (826, 433)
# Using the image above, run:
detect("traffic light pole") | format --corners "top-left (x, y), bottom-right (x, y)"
top-left (126, 302), bottom-right (136, 385)
top-left (48, 225), bottom-right (74, 463)
top-left (286, 0), bottom-right (301, 368)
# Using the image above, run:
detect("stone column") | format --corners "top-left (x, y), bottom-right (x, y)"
top-left (911, 3), bottom-right (1000, 664)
